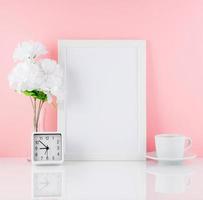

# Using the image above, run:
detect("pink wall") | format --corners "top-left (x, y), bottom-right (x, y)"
top-left (1, 0), bottom-right (203, 157)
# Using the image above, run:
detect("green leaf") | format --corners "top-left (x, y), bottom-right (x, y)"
top-left (23, 90), bottom-right (48, 101)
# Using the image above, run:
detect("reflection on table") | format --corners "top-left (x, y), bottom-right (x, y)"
top-left (0, 158), bottom-right (203, 199)
top-left (32, 161), bottom-right (145, 200)
top-left (32, 166), bottom-right (64, 199)
top-left (147, 163), bottom-right (193, 194)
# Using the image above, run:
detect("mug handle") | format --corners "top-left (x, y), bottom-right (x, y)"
top-left (184, 137), bottom-right (192, 151)
top-left (185, 176), bottom-right (191, 188)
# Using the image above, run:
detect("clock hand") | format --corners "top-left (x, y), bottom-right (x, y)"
top-left (44, 146), bottom-right (49, 155)
top-left (39, 181), bottom-right (49, 190)
top-left (40, 147), bottom-right (47, 149)
top-left (39, 140), bottom-right (48, 148)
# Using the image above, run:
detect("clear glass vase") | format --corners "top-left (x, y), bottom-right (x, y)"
top-left (27, 106), bottom-right (46, 162)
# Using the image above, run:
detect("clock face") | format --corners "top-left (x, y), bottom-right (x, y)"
top-left (33, 133), bottom-right (62, 162)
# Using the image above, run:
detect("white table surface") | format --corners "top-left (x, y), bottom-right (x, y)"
top-left (0, 158), bottom-right (202, 199)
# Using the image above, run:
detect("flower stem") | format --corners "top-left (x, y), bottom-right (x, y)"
top-left (34, 98), bottom-right (37, 132)
top-left (31, 97), bottom-right (45, 132)
top-left (36, 100), bottom-right (44, 132)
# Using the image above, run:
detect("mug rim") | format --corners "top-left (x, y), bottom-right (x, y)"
top-left (155, 134), bottom-right (185, 138)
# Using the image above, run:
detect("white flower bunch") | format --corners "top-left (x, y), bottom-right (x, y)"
top-left (8, 41), bottom-right (63, 103)
top-left (13, 41), bottom-right (47, 62)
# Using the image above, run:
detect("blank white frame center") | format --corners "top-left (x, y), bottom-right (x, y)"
top-left (58, 40), bottom-right (146, 160)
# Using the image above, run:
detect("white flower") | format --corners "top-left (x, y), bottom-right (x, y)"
top-left (39, 58), bottom-right (63, 95)
top-left (50, 87), bottom-right (64, 100)
top-left (8, 62), bottom-right (44, 92)
top-left (44, 91), bottom-right (53, 103)
top-left (9, 41), bottom-right (63, 103)
top-left (13, 41), bottom-right (47, 62)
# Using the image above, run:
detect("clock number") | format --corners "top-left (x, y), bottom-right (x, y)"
top-left (46, 156), bottom-right (49, 160)
top-left (52, 156), bottom-right (55, 160)
top-left (35, 153), bottom-right (38, 157)
top-left (57, 152), bottom-right (60, 156)
top-left (57, 140), bottom-right (60, 144)
top-left (52, 136), bottom-right (55, 140)
top-left (57, 146), bottom-right (60, 150)
top-left (39, 136), bottom-right (43, 140)
top-left (35, 141), bottom-right (39, 145)
top-left (41, 156), bottom-right (43, 160)
top-left (46, 136), bottom-right (49, 140)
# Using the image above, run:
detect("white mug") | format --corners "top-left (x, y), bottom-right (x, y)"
top-left (155, 134), bottom-right (192, 158)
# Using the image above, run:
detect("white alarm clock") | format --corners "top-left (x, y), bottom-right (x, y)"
top-left (32, 132), bottom-right (64, 165)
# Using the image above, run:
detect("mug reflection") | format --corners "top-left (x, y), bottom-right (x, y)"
top-left (147, 163), bottom-right (193, 194)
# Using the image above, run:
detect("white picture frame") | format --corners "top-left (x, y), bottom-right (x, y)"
top-left (58, 40), bottom-right (146, 160)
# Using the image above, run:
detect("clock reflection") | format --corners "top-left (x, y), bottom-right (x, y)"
top-left (32, 166), bottom-right (65, 199)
